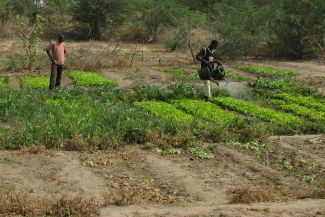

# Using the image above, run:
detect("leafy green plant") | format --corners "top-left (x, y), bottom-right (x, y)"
top-left (275, 101), bottom-right (325, 124)
top-left (20, 76), bottom-right (49, 89)
top-left (240, 65), bottom-right (296, 78)
top-left (172, 99), bottom-right (238, 126)
top-left (213, 97), bottom-right (302, 126)
top-left (0, 77), bottom-right (8, 88)
top-left (152, 147), bottom-right (182, 156)
top-left (134, 101), bottom-right (193, 125)
top-left (130, 83), bottom-right (215, 102)
top-left (274, 93), bottom-right (325, 112)
top-left (188, 146), bottom-right (214, 159)
top-left (130, 84), bottom-right (170, 102)
top-left (156, 67), bottom-right (198, 81)
top-left (250, 79), bottom-right (316, 95)
top-left (0, 87), bottom-right (162, 149)
top-left (68, 71), bottom-right (117, 87)
top-left (226, 71), bottom-right (249, 81)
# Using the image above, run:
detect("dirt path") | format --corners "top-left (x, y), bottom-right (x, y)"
top-left (101, 199), bottom-right (325, 217)
top-left (1, 142), bottom-right (324, 217)
top-left (0, 151), bottom-right (107, 201)
top-left (100, 67), bottom-right (172, 89)
top-left (270, 135), bottom-right (325, 175)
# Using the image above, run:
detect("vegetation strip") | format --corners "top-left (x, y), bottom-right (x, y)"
top-left (270, 99), bottom-right (325, 123)
top-left (172, 99), bottom-right (238, 125)
top-left (20, 76), bottom-right (50, 89)
top-left (0, 77), bottom-right (8, 88)
top-left (156, 67), bottom-right (198, 81)
top-left (68, 71), bottom-right (117, 87)
top-left (213, 97), bottom-right (302, 125)
top-left (240, 65), bottom-right (296, 78)
top-left (226, 71), bottom-right (249, 81)
top-left (134, 101), bottom-right (193, 124)
top-left (274, 93), bottom-right (325, 112)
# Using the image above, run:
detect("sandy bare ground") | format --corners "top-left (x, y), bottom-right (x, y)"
top-left (1, 135), bottom-right (324, 217)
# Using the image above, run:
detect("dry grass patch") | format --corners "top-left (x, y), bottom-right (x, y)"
top-left (60, 132), bottom-right (88, 152)
top-left (298, 182), bottom-right (325, 199)
top-left (23, 145), bottom-right (47, 155)
top-left (105, 179), bottom-right (194, 206)
top-left (51, 197), bottom-right (100, 217)
top-left (0, 189), bottom-right (100, 217)
top-left (228, 186), bottom-right (280, 204)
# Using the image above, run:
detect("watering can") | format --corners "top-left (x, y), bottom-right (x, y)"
top-left (198, 65), bottom-right (226, 82)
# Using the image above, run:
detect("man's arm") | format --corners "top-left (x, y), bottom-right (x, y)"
top-left (214, 60), bottom-right (222, 66)
top-left (196, 48), bottom-right (209, 65)
top-left (213, 53), bottom-right (222, 66)
top-left (45, 45), bottom-right (55, 64)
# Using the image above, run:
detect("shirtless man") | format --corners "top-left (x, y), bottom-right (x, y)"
top-left (45, 34), bottom-right (66, 90)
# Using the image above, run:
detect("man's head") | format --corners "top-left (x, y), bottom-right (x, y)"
top-left (58, 34), bottom-right (64, 43)
top-left (209, 40), bottom-right (218, 50)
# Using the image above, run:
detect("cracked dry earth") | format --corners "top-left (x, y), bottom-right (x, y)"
top-left (0, 135), bottom-right (325, 217)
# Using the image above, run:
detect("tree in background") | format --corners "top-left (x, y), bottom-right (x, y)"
top-left (72, 0), bottom-right (126, 40)
top-left (134, 0), bottom-right (190, 42)
top-left (211, 0), bottom-right (270, 58)
top-left (270, 0), bottom-right (325, 59)
top-left (17, 14), bottom-right (43, 72)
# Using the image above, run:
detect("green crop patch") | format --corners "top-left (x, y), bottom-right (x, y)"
top-left (240, 65), bottom-right (296, 78)
top-left (0, 88), bottom-right (163, 149)
top-left (156, 67), bottom-right (199, 81)
top-left (274, 93), bottom-right (325, 112)
top-left (68, 71), bottom-right (117, 87)
top-left (274, 101), bottom-right (325, 123)
top-left (0, 77), bottom-right (8, 89)
top-left (213, 97), bottom-right (302, 126)
top-left (172, 99), bottom-right (238, 126)
top-left (20, 76), bottom-right (50, 89)
top-left (226, 71), bottom-right (249, 81)
top-left (134, 101), bottom-right (193, 124)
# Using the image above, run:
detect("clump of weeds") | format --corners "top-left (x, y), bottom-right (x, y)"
top-left (0, 188), bottom-right (100, 217)
top-left (227, 185), bottom-right (280, 204)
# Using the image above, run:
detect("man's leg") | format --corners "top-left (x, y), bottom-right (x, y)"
top-left (204, 80), bottom-right (212, 101)
top-left (49, 63), bottom-right (57, 90)
top-left (55, 65), bottom-right (63, 87)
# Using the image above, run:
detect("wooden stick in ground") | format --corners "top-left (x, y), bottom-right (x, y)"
top-left (188, 41), bottom-right (197, 63)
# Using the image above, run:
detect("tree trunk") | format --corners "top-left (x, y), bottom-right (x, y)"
top-left (92, 20), bottom-right (101, 40)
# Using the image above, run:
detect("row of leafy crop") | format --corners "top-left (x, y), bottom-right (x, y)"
top-left (239, 65), bottom-right (296, 78)
top-left (18, 71), bottom-right (116, 89)
top-left (250, 78), bottom-right (320, 97)
top-left (158, 66), bottom-right (250, 82)
top-left (135, 99), bottom-right (269, 143)
top-left (270, 99), bottom-right (325, 124)
top-left (129, 83), bottom-right (229, 102)
top-left (68, 71), bottom-right (117, 87)
top-left (0, 83), bottom-right (235, 150)
top-left (274, 93), bottom-right (325, 112)
top-left (212, 97), bottom-right (309, 134)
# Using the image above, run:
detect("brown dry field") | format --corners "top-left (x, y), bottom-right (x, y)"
top-left (0, 40), bottom-right (325, 217)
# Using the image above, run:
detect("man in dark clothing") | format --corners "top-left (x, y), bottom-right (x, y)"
top-left (196, 40), bottom-right (222, 101)
top-left (45, 34), bottom-right (67, 91)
